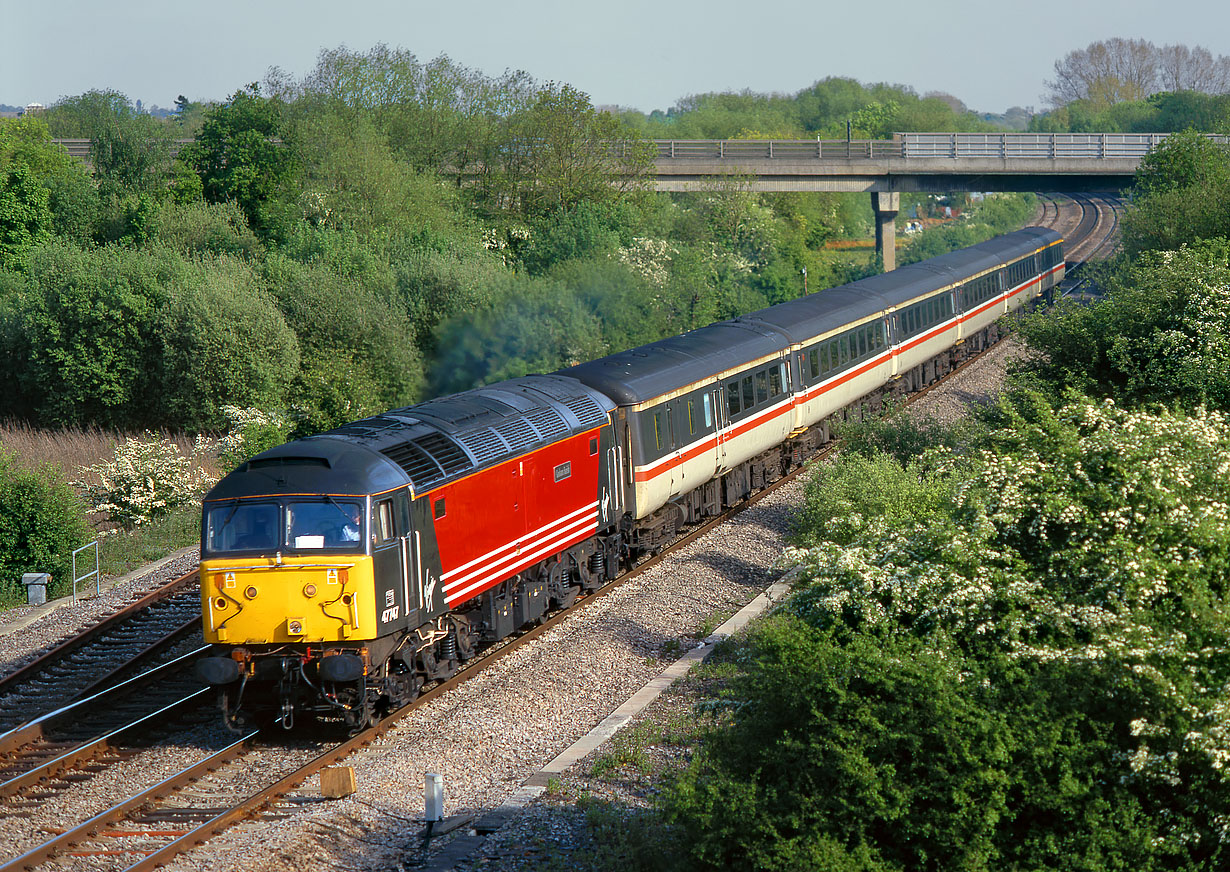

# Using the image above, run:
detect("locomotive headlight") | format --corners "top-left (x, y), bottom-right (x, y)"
top-left (287, 618), bottom-right (305, 635)
top-left (303, 583), bottom-right (318, 598)
top-left (244, 585), bottom-right (259, 599)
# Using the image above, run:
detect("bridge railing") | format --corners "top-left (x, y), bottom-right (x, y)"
top-left (654, 139), bottom-right (904, 160)
top-left (654, 133), bottom-right (1230, 161)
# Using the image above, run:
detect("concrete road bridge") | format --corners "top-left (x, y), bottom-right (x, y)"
top-left (649, 132), bottom-right (1228, 268)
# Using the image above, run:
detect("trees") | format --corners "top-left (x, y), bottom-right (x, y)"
top-left (155, 255), bottom-right (299, 431)
top-left (180, 85), bottom-right (300, 241)
top-left (1046, 39), bottom-right (1230, 111)
top-left (475, 82), bottom-right (656, 223)
top-left (3, 242), bottom-right (167, 426)
top-left (1119, 131), bottom-right (1230, 255)
top-left (1015, 239), bottom-right (1230, 407)
top-left (42, 90), bottom-right (172, 197)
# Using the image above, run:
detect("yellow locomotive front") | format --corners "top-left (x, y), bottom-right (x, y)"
top-left (200, 498), bottom-right (376, 645)
top-left (194, 441), bottom-right (423, 731)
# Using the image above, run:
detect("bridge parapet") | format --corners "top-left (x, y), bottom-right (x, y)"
top-left (653, 132), bottom-right (1230, 162)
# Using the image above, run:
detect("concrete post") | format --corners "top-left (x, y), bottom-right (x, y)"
top-left (872, 191), bottom-right (900, 272)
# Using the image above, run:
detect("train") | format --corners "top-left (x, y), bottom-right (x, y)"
top-left (194, 227), bottom-right (1064, 730)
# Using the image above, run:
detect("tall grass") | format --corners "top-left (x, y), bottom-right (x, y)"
top-left (0, 421), bottom-right (220, 486)
top-left (1, 422), bottom-right (217, 600)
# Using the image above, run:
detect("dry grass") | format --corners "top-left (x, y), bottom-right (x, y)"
top-left (0, 420), bottom-right (221, 491)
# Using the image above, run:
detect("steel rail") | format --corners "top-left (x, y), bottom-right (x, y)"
top-left (0, 570), bottom-right (200, 697)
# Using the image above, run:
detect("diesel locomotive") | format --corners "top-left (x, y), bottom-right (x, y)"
top-left (195, 227), bottom-right (1064, 730)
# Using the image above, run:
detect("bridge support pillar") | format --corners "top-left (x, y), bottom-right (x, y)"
top-left (872, 191), bottom-right (900, 271)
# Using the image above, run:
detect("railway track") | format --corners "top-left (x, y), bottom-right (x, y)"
top-left (0, 199), bottom-right (1122, 872)
top-left (0, 572), bottom-right (202, 734)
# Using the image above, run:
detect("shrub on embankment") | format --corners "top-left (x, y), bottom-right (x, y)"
top-left (0, 450), bottom-right (90, 606)
top-left (660, 396), bottom-right (1230, 870)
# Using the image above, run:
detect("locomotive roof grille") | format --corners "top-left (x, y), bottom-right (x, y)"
top-left (456, 427), bottom-right (510, 466)
top-left (381, 441), bottom-right (443, 486)
top-left (495, 418), bottom-right (537, 453)
top-left (415, 431), bottom-right (471, 476)
top-left (525, 408), bottom-right (570, 442)
top-left (562, 394), bottom-right (608, 428)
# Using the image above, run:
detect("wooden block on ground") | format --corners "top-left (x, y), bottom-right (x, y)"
top-left (320, 766), bottom-right (357, 798)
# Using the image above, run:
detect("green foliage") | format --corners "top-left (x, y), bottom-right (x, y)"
top-left (1120, 131), bottom-right (1230, 256)
top-left (1, 241), bottom-right (169, 426)
top-left (1014, 239), bottom-right (1230, 407)
top-left (155, 255), bottom-right (300, 430)
top-left (180, 84), bottom-right (300, 241)
top-left (793, 452), bottom-right (953, 548)
top-left (474, 81), bottom-right (655, 222)
top-left (262, 255), bottom-right (422, 424)
top-left (665, 625), bottom-right (1008, 872)
top-left (765, 393), bottom-right (1230, 868)
top-left (0, 163), bottom-right (53, 270)
top-left (1030, 91), bottom-right (1230, 134)
top-left (0, 116), bottom-right (98, 245)
top-left (43, 90), bottom-right (172, 197)
top-left (150, 199), bottom-right (263, 259)
top-left (0, 451), bottom-right (90, 605)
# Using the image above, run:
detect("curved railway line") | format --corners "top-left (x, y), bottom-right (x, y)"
top-left (0, 195), bottom-right (1121, 872)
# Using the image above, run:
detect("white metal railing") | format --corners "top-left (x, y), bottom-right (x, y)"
top-left (72, 539), bottom-right (100, 604)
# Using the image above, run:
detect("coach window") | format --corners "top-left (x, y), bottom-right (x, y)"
top-left (686, 399), bottom-right (696, 436)
top-left (653, 409), bottom-right (664, 450)
top-left (770, 364), bottom-right (784, 396)
top-left (741, 376), bottom-right (754, 410)
top-left (819, 344), bottom-right (831, 374)
top-left (755, 371), bottom-right (769, 403)
top-left (703, 392), bottom-right (713, 427)
top-left (666, 405), bottom-right (675, 447)
top-left (808, 348), bottom-right (819, 379)
top-left (855, 328), bottom-right (866, 358)
top-left (727, 382), bottom-right (741, 417)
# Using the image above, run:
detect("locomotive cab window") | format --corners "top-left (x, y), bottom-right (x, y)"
top-left (205, 501), bottom-right (279, 553)
top-left (377, 499), bottom-right (396, 541)
top-left (433, 498), bottom-right (446, 520)
top-left (286, 500), bottom-right (364, 550)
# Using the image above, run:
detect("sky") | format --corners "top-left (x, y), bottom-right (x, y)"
top-left (5, 0), bottom-right (1230, 115)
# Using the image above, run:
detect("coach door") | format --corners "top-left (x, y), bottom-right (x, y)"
top-left (713, 385), bottom-right (731, 469)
